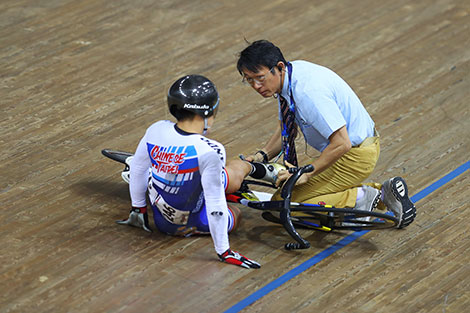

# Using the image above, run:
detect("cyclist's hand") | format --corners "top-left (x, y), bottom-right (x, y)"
top-left (116, 207), bottom-right (152, 232)
top-left (218, 249), bottom-right (261, 269)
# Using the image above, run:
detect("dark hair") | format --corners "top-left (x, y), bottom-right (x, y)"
top-left (236, 40), bottom-right (287, 74)
top-left (169, 107), bottom-right (197, 121)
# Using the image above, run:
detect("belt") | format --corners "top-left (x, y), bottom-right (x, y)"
top-left (355, 128), bottom-right (380, 148)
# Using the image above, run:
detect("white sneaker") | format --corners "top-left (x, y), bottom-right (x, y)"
top-left (343, 186), bottom-right (381, 226)
top-left (382, 177), bottom-right (416, 228)
top-left (355, 185), bottom-right (381, 212)
top-left (259, 163), bottom-right (286, 184)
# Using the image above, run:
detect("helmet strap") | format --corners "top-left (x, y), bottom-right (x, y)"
top-left (203, 117), bottom-right (209, 135)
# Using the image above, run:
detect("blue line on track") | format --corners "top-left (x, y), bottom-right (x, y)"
top-left (225, 160), bottom-right (469, 313)
top-left (410, 161), bottom-right (469, 203)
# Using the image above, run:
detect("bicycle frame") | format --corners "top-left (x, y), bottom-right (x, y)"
top-left (228, 164), bottom-right (398, 250)
top-left (228, 165), bottom-right (315, 250)
top-left (102, 149), bottom-right (397, 251)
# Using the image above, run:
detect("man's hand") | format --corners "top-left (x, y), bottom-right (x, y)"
top-left (244, 154), bottom-right (257, 162)
top-left (275, 161), bottom-right (312, 187)
top-left (243, 151), bottom-right (265, 163)
top-left (116, 207), bottom-right (152, 232)
top-left (218, 249), bottom-right (261, 269)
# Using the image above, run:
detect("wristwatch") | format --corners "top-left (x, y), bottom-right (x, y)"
top-left (256, 150), bottom-right (269, 163)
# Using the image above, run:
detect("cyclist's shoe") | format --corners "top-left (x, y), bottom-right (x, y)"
top-left (258, 162), bottom-right (286, 184)
top-left (121, 156), bottom-right (133, 184)
top-left (381, 177), bottom-right (416, 228)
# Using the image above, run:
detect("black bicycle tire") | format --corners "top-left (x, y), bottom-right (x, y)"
top-left (261, 212), bottom-right (331, 231)
top-left (253, 202), bottom-right (398, 230)
top-left (289, 205), bottom-right (397, 230)
top-left (101, 149), bottom-right (133, 164)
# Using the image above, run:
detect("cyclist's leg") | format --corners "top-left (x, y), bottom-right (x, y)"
top-left (165, 204), bottom-right (240, 236)
top-left (150, 203), bottom-right (186, 234)
top-left (227, 205), bottom-right (241, 232)
top-left (224, 158), bottom-right (286, 193)
top-left (224, 159), bottom-right (252, 194)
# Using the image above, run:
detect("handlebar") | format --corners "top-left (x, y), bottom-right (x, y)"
top-left (280, 164), bottom-right (314, 199)
top-left (279, 164), bottom-right (315, 250)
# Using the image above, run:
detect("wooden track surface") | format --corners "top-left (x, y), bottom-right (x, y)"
top-left (1, 0), bottom-right (469, 312)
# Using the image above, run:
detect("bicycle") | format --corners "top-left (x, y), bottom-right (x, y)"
top-left (102, 149), bottom-right (398, 250)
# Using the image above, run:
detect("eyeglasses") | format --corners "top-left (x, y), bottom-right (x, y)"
top-left (242, 66), bottom-right (275, 85)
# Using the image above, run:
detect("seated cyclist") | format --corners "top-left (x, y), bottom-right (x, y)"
top-left (118, 75), bottom-right (261, 269)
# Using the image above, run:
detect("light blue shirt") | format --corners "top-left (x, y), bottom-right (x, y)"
top-left (279, 60), bottom-right (375, 152)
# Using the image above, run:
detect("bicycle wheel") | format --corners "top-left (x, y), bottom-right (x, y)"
top-left (261, 212), bottom-right (332, 232)
top-left (101, 149), bottom-right (133, 164)
top-left (290, 204), bottom-right (398, 230)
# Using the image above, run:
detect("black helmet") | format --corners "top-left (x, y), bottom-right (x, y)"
top-left (168, 75), bottom-right (219, 119)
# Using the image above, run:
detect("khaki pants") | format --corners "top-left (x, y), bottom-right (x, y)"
top-left (272, 135), bottom-right (382, 209)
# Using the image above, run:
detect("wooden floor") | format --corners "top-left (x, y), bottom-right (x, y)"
top-left (1, 0), bottom-right (469, 312)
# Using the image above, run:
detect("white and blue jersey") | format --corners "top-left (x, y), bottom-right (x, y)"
top-left (148, 143), bottom-right (204, 211)
top-left (129, 120), bottom-right (233, 254)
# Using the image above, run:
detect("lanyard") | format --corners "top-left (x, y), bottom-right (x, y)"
top-left (281, 62), bottom-right (296, 134)
top-left (281, 62), bottom-right (296, 163)
top-left (286, 62), bottom-right (295, 113)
